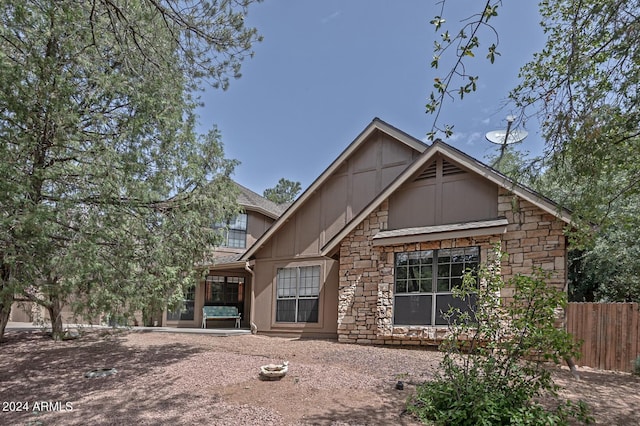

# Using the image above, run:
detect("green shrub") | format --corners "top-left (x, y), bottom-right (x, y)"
top-left (407, 247), bottom-right (593, 425)
top-left (408, 371), bottom-right (589, 426)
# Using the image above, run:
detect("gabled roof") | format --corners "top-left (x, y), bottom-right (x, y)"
top-left (320, 139), bottom-right (573, 257)
top-left (240, 118), bottom-right (427, 261)
top-left (235, 181), bottom-right (287, 219)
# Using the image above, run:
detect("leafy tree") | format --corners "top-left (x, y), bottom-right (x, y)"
top-left (263, 178), bottom-right (301, 204)
top-left (510, 1), bottom-right (640, 272)
top-left (0, 0), bottom-right (261, 340)
top-left (430, 1), bottom-right (640, 303)
top-left (531, 153), bottom-right (640, 301)
top-left (426, 1), bottom-right (501, 140)
top-left (485, 145), bottom-right (540, 187)
top-left (428, 0), bottom-right (640, 228)
top-left (569, 229), bottom-right (640, 303)
top-left (407, 249), bottom-right (591, 425)
top-left (487, 145), bottom-right (640, 303)
top-left (512, 2), bottom-right (640, 155)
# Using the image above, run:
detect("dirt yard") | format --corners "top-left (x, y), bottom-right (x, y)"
top-left (0, 329), bottom-right (638, 425)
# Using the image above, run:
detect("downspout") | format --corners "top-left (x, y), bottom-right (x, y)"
top-left (244, 260), bottom-right (257, 334)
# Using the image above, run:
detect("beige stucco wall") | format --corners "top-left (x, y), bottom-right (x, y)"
top-left (251, 256), bottom-right (339, 338)
top-left (10, 298), bottom-right (131, 326)
top-left (9, 301), bottom-right (39, 323)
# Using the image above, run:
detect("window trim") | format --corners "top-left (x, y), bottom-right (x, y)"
top-left (204, 275), bottom-right (245, 306)
top-left (393, 246), bottom-right (479, 326)
top-left (213, 213), bottom-right (248, 249)
top-left (274, 263), bottom-right (322, 325)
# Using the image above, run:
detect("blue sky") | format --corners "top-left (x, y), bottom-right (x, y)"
top-left (198, 1), bottom-right (546, 194)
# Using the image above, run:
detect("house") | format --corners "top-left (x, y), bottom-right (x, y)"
top-left (162, 182), bottom-right (287, 328)
top-left (174, 117), bottom-right (572, 345)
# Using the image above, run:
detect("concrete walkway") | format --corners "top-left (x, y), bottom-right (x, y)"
top-left (5, 321), bottom-right (251, 337)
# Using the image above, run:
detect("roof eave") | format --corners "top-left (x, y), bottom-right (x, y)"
top-left (204, 261), bottom-right (247, 271)
top-left (241, 204), bottom-right (281, 220)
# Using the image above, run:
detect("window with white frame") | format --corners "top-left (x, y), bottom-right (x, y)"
top-left (394, 247), bottom-right (479, 326)
top-left (213, 213), bottom-right (247, 248)
top-left (276, 265), bottom-right (320, 323)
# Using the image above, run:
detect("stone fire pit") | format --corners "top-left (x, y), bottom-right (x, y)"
top-left (259, 361), bottom-right (289, 381)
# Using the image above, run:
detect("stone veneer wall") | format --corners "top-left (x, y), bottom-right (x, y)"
top-left (336, 188), bottom-right (567, 345)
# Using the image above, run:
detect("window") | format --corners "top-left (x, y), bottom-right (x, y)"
top-left (213, 213), bottom-right (247, 248)
top-left (394, 247), bottom-right (479, 326)
top-left (276, 265), bottom-right (320, 323)
top-left (205, 275), bottom-right (244, 305)
top-left (167, 285), bottom-right (195, 321)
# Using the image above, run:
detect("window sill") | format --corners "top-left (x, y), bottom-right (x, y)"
top-left (272, 322), bottom-right (322, 329)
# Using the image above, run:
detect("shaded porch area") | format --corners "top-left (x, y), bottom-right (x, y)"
top-left (164, 257), bottom-right (253, 330)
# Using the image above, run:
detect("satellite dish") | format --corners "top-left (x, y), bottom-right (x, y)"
top-left (485, 129), bottom-right (528, 145)
top-left (485, 115), bottom-right (528, 146)
top-left (486, 115), bottom-right (529, 165)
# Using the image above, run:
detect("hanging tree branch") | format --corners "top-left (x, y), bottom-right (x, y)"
top-left (426, 0), bottom-right (501, 140)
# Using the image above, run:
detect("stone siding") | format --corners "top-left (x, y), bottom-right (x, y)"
top-left (336, 188), bottom-right (567, 345)
top-left (498, 188), bottom-right (567, 294)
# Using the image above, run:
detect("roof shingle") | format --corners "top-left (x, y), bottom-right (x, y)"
top-left (234, 182), bottom-right (289, 219)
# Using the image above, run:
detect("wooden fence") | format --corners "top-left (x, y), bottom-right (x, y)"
top-left (566, 302), bottom-right (640, 372)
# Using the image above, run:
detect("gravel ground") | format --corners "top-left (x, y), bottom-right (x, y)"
top-left (0, 329), bottom-right (638, 425)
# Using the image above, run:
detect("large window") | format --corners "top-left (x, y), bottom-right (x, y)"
top-left (394, 247), bottom-right (479, 326)
top-left (167, 285), bottom-right (195, 321)
top-left (213, 213), bottom-right (247, 248)
top-left (205, 275), bottom-right (244, 305)
top-left (276, 265), bottom-right (320, 323)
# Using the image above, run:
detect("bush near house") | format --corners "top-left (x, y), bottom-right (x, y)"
top-left (407, 249), bottom-right (593, 425)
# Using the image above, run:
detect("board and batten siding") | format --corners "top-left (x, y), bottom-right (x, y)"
top-left (250, 130), bottom-right (420, 337)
